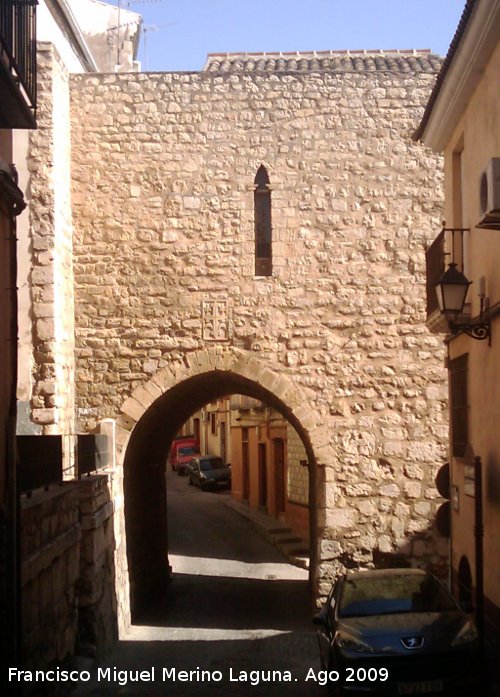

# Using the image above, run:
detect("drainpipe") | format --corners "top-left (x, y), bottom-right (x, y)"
top-left (474, 455), bottom-right (484, 648)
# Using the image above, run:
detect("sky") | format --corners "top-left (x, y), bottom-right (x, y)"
top-left (115, 0), bottom-right (467, 73)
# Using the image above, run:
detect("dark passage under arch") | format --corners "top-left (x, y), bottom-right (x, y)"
top-left (123, 370), bottom-right (318, 619)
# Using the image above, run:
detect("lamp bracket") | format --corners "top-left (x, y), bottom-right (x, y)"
top-left (449, 320), bottom-right (490, 342)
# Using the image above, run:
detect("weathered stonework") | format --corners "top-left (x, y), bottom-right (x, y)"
top-left (25, 43), bottom-right (76, 458)
top-left (21, 485), bottom-right (80, 672)
top-left (66, 51), bottom-right (449, 604)
top-left (77, 475), bottom-right (118, 656)
top-left (20, 476), bottom-right (118, 674)
top-left (287, 426), bottom-right (309, 506)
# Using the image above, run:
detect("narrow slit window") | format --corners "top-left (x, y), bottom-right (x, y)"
top-left (254, 165), bottom-right (272, 276)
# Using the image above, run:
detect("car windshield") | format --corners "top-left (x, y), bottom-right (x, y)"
top-left (200, 457), bottom-right (224, 471)
top-left (338, 574), bottom-right (457, 618)
top-left (178, 446), bottom-right (195, 456)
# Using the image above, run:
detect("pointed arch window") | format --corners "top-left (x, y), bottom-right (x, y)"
top-left (254, 165), bottom-right (272, 276)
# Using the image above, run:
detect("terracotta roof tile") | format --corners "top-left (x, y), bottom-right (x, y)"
top-left (203, 50), bottom-right (443, 74)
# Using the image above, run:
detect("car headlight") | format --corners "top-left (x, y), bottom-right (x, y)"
top-left (336, 631), bottom-right (374, 654)
top-left (451, 620), bottom-right (479, 647)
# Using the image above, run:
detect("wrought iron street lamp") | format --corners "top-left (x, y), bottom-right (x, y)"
top-left (436, 262), bottom-right (471, 315)
top-left (435, 263), bottom-right (490, 341)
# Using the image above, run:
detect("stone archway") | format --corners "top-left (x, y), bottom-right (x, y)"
top-left (116, 348), bottom-right (332, 620)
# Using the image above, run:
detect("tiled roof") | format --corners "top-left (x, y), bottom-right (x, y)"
top-left (203, 50), bottom-right (443, 74)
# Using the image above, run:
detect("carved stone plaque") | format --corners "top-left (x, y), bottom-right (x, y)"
top-left (202, 300), bottom-right (230, 341)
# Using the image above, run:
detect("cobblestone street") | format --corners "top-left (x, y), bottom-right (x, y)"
top-left (70, 470), bottom-right (324, 697)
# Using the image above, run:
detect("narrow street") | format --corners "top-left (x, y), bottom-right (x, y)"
top-left (70, 469), bottom-right (325, 697)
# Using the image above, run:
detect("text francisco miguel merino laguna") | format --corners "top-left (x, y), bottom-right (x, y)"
top-left (8, 666), bottom-right (335, 687)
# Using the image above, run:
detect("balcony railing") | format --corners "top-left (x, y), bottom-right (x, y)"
top-left (17, 435), bottom-right (63, 496)
top-left (425, 229), bottom-right (445, 316)
top-left (0, 0), bottom-right (37, 126)
top-left (17, 434), bottom-right (110, 495)
top-left (77, 434), bottom-right (109, 478)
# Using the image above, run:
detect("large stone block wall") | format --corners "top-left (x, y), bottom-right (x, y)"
top-left (69, 58), bottom-right (449, 594)
top-left (76, 474), bottom-right (118, 656)
top-left (21, 485), bottom-right (80, 671)
top-left (20, 476), bottom-right (118, 673)
top-left (24, 43), bottom-right (76, 461)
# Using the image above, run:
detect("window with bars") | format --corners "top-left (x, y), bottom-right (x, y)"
top-left (254, 165), bottom-right (272, 276)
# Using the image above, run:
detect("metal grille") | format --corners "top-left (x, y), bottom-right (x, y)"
top-left (17, 435), bottom-right (63, 495)
top-left (425, 229), bottom-right (445, 316)
top-left (0, 0), bottom-right (37, 112)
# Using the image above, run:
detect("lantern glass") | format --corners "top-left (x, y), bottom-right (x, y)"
top-left (436, 263), bottom-right (471, 315)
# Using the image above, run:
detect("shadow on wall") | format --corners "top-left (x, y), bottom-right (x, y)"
top-left (315, 453), bottom-right (451, 602)
top-left (20, 474), bottom-right (118, 677)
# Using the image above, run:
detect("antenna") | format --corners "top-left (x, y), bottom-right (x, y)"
top-left (114, 0), bottom-right (166, 70)
top-left (142, 22), bottom-right (178, 70)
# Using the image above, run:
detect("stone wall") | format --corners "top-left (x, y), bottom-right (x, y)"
top-left (69, 53), bottom-right (449, 597)
top-left (76, 474), bottom-right (118, 656)
top-left (20, 475), bottom-right (118, 674)
top-left (21, 485), bottom-right (80, 670)
top-left (287, 425), bottom-right (309, 506)
top-left (24, 43), bottom-right (76, 466)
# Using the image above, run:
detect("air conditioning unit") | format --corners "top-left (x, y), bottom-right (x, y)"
top-left (478, 157), bottom-right (500, 228)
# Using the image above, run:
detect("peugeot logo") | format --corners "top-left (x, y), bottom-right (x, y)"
top-left (401, 636), bottom-right (425, 650)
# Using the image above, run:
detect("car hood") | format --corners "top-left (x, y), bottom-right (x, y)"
top-left (204, 467), bottom-right (230, 480)
top-left (338, 611), bottom-right (468, 653)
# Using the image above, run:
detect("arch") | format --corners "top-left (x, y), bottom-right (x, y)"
top-left (117, 348), bottom-right (331, 617)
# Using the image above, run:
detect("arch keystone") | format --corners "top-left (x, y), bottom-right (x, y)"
top-left (143, 381), bottom-right (163, 401)
top-left (150, 367), bottom-right (177, 392)
top-left (292, 406), bottom-right (319, 430)
top-left (121, 396), bottom-right (145, 422)
top-left (307, 425), bottom-right (331, 449)
top-left (271, 375), bottom-right (297, 402)
top-left (130, 385), bottom-right (156, 410)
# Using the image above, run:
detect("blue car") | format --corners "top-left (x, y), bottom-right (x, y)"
top-left (314, 568), bottom-right (487, 696)
top-left (186, 455), bottom-right (231, 491)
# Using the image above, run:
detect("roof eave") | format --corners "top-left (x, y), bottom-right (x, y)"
top-left (415, 0), bottom-right (500, 151)
top-left (51, 0), bottom-right (99, 72)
